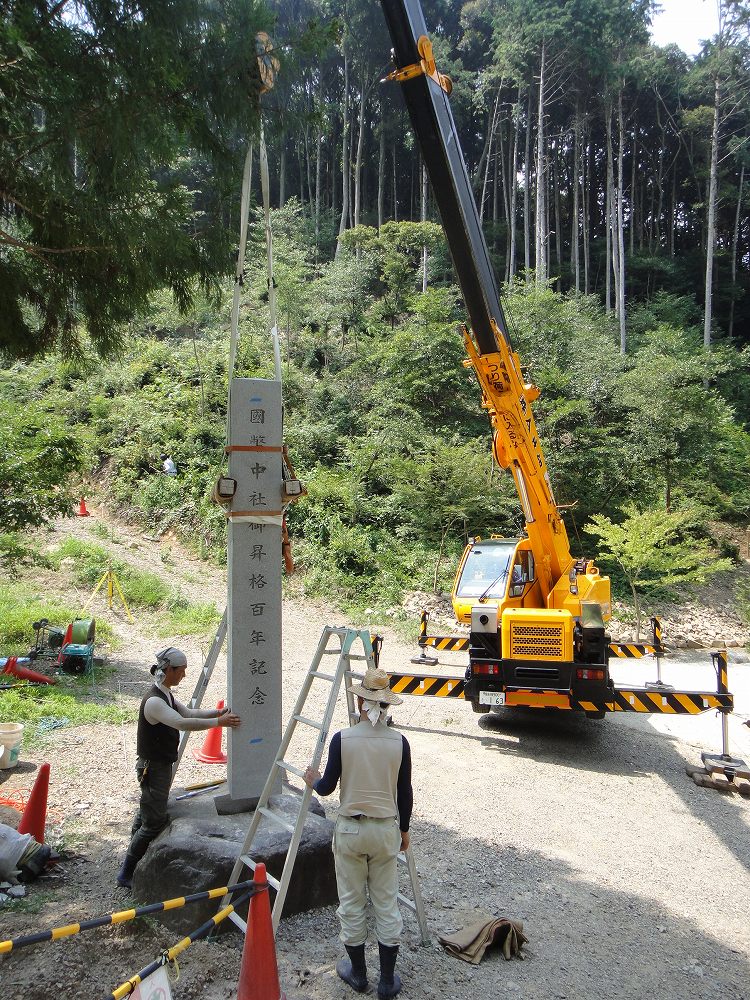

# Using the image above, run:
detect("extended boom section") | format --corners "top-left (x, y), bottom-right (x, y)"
top-left (380, 0), bottom-right (507, 355)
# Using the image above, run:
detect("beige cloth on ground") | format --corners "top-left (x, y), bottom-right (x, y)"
top-left (438, 912), bottom-right (528, 964)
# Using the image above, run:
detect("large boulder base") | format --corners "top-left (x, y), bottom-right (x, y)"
top-left (131, 792), bottom-right (336, 933)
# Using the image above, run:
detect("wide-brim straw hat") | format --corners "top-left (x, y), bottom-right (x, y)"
top-left (348, 667), bottom-right (403, 706)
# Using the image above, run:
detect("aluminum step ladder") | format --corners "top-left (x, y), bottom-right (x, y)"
top-left (222, 626), bottom-right (429, 944)
top-left (174, 610), bottom-right (227, 770)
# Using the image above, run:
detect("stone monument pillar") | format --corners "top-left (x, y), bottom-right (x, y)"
top-left (216, 377), bottom-right (283, 813)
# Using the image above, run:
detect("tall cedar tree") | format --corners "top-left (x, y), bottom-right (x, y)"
top-left (0, 0), bottom-right (271, 358)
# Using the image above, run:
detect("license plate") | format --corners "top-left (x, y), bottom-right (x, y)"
top-left (479, 691), bottom-right (505, 706)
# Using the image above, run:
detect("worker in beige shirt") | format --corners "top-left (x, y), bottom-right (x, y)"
top-left (304, 667), bottom-right (413, 999)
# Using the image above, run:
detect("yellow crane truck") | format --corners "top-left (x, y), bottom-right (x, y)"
top-left (378, 0), bottom-right (733, 723)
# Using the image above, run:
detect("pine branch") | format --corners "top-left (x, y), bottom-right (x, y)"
top-left (0, 226), bottom-right (104, 256)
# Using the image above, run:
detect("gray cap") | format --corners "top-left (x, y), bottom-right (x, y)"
top-left (155, 647), bottom-right (187, 669)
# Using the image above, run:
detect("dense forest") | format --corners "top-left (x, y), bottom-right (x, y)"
top-left (1, 2), bottom-right (749, 621)
top-left (260, 0), bottom-right (750, 349)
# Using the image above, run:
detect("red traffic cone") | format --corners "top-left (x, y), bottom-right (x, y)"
top-left (192, 701), bottom-right (227, 763)
top-left (18, 762), bottom-right (50, 844)
top-left (238, 863), bottom-right (286, 1000)
top-left (2, 656), bottom-right (56, 685)
top-left (77, 497), bottom-right (91, 517)
top-left (56, 623), bottom-right (73, 665)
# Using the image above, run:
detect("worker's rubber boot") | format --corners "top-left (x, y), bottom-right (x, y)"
top-left (336, 944), bottom-right (368, 993)
top-left (116, 853), bottom-right (138, 889)
top-left (377, 942), bottom-right (402, 999)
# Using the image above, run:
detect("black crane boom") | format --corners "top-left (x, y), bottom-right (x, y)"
top-left (379, 0), bottom-right (509, 355)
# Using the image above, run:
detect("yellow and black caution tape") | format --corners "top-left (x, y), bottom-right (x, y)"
top-left (108, 886), bottom-right (259, 1000)
top-left (0, 879), bottom-right (257, 955)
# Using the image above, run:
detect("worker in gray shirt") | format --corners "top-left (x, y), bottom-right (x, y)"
top-left (116, 647), bottom-right (240, 888)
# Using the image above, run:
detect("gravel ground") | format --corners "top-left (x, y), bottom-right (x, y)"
top-left (1, 511), bottom-right (749, 1000)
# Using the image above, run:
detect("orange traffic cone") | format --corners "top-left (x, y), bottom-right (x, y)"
top-left (237, 863), bottom-right (286, 1000)
top-left (77, 497), bottom-right (91, 517)
top-left (2, 656), bottom-right (56, 685)
top-left (192, 701), bottom-right (227, 763)
top-left (18, 762), bottom-right (50, 844)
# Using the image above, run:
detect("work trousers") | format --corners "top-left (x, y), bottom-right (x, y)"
top-left (128, 758), bottom-right (174, 862)
top-left (333, 814), bottom-right (403, 947)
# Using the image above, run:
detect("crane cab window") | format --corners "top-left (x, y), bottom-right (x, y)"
top-left (509, 551), bottom-right (535, 598)
top-left (455, 541), bottom-right (517, 600)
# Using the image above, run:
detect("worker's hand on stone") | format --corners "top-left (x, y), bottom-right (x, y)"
top-left (303, 766), bottom-right (320, 788)
top-left (218, 712), bottom-right (241, 728)
top-left (400, 830), bottom-right (410, 851)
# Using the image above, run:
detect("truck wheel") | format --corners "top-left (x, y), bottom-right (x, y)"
top-left (470, 701), bottom-right (488, 715)
top-left (585, 709), bottom-right (606, 720)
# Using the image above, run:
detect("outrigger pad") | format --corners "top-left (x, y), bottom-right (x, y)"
top-left (410, 652), bottom-right (438, 666)
top-left (685, 763), bottom-right (750, 796)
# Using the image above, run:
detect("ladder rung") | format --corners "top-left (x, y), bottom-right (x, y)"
top-left (346, 653), bottom-right (369, 661)
top-left (258, 807), bottom-right (296, 834)
top-left (294, 714), bottom-right (324, 730)
top-left (310, 670), bottom-right (336, 681)
top-left (239, 857), bottom-right (281, 891)
top-left (397, 892), bottom-right (416, 913)
top-left (277, 759), bottom-right (305, 780)
top-left (228, 911), bottom-right (247, 932)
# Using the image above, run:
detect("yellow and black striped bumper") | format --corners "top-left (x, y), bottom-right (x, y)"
top-left (388, 673), bottom-right (733, 715)
top-left (390, 673), bottom-right (466, 698)
top-left (609, 642), bottom-right (656, 658)
top-left (420, 635), bottom-right (470, 652)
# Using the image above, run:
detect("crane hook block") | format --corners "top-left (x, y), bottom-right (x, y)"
top-left (384, 35), bottom-right (453, 95)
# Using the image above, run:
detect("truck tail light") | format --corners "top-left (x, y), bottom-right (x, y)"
top-left (576, 668), bottom-right (606, 681)
top-left (473, 662), bottom-right (500, 675)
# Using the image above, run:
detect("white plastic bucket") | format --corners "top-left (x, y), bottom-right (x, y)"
top-left (0, 723), bottom-right (24, 769)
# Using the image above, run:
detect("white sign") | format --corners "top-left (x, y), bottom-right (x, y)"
top-left (131, 966), bottom-right (172, 1000)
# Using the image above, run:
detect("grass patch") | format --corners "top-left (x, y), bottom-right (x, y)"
top-left (158, 593), bottom-right (222, 636)
top-left (48, 538), bottom-right (169, 608)
top-left (0, 582), bottom-right (116, 654)
top-left (47, 534), bottom-right (220, 633)
top-left (0, 682), bottom-right (134, 741)
top-left (47, 537), bottom-right (112, 585)
top-left (120, 569), bottom-right (170, 609)
top-left (2, 888), bottom-right (59, 915)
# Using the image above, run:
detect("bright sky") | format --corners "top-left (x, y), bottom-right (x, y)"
top-left (649, 0), bottom-right (720, 55)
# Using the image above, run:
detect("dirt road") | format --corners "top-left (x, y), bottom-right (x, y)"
top-left (1, 513), bottom-right (748, 1000)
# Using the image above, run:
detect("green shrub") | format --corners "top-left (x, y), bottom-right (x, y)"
top-left (0, 534), bottom-right (48, 573)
